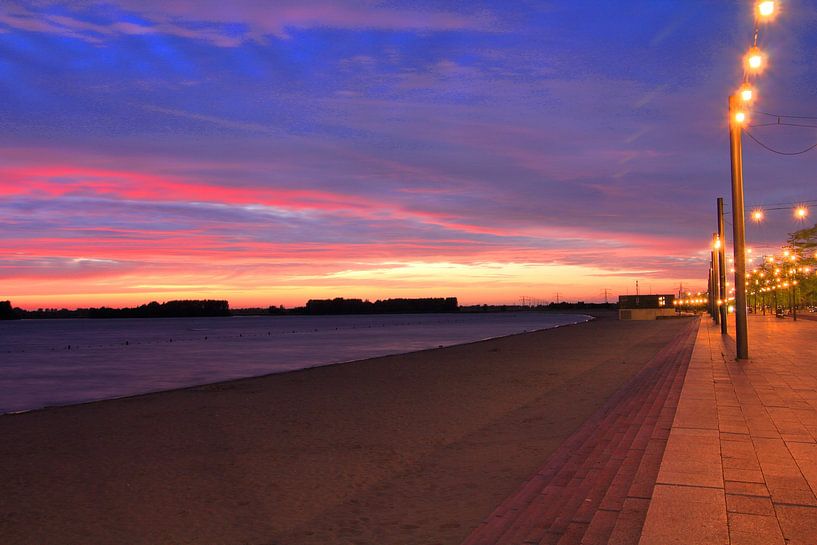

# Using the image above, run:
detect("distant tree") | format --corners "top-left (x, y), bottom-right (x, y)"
top-left (0, 300), bottom-right (19, 320)
top-left (304, 297), bottom-right (458, 315)
top-left (787, 223), bottom-right (817, 306)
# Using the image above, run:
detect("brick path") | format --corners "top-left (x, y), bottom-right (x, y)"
top-left (461, 315), bottom-right (817, 545)
top-left (639, 315), bottom-right (817, 545)
top-left (460, 318), bottom-right (699, 545)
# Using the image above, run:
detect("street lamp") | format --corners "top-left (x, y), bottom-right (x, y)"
top-left (745, 47), bottom-right (765, 73)
top-left (728, 93), bottom-right (750, 359)
top-left (757, 1), bottom-right (776, 19)
top-left (724, 1), bottom-right (779, 360)
top-left (739, 83), bottom-right (755, 103)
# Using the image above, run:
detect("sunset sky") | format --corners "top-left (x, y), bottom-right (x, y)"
top-left (2, 1), bottom-right (817, 309)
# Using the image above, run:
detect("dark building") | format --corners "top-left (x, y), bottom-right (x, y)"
top-left (618, 294), bottom-right (676, 320)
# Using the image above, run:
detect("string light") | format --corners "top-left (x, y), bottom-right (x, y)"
top-left (795, 205), bottom-right (808, 219)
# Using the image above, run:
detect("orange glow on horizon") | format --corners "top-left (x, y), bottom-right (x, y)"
top-left (0, 160), bottom-right (708, 311)
top-left (3, 260), bottom-right (704, 310)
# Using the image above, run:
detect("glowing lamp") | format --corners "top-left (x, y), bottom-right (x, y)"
top-left (734, 111), bottom-right (747, 124)
top-left (795, 206), bottom-right (808, 219)
top-left (751, 209), bottom-right (765, 222)
top-left (745, 47), bottom-right (765, 72)
top-left (757, 1), bottom-right (775, 18)
top-left (739, 84), bottom-right (755, 103)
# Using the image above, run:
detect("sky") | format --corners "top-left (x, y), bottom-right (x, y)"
top-left (2, 1), bottom-right (817, 309)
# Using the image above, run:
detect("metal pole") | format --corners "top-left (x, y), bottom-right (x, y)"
top-left (712, 233), bottom-right (720, 325)
top-left (717, 198), bottom-right (728, 333)
top-left (728, 95), bottom-right (749, 359)
top-left (707, 265), bottom-right (711, 316)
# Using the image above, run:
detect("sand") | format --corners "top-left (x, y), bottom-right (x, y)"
top-left (0, 313), bottom-right (690, 545)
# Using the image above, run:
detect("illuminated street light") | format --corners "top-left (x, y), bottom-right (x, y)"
top-left (795, 206), bottom-right (808, 219)
top-left (751, 208), bottom-right (765, 222)
top-left (757, 1), bottom-right (776, 19)
top-left (727, 1), bottom-right (779, 360)
top-left (739, 84), bottom-right (755, 103)
top-left (745, 46), bottom-right (765, 72)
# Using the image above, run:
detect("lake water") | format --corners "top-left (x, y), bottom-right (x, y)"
top-left (0, 312), bottom-right (591, 414)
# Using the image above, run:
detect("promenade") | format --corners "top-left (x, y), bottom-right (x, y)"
top-left (462, 314), bottom-right (817, 545)
top-left (640, 315), bottom-right (817, 545)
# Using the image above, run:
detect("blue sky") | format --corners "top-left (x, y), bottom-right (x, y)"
top-left (1, 1), bottom-right (816, 307)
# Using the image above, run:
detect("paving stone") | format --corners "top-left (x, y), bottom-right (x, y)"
top-left (774, 504), bottom-right (817, 545)
top-left (728, 512), bottom-right (785, 545)
top-left (787, 442), bottom-right (817, 497)
top-left (608, 498), bottom-right (649, 545)
top-left (722, 468), bottom-right (765, 483)
top-left (638, 484), bottom-right (727, 545)
top-left (656, 428), bottom-right (723, 488)
top-left (725, 494), bottom-right (775, 516)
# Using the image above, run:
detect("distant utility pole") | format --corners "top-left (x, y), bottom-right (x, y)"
top-left (636, 280), bottom-right (640, 296)
top-left (601, 288), bottom-right (612, 304)
top-left (554, 292), bottom-right (561, 304)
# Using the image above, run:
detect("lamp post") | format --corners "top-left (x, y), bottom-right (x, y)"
top-left (712, 232), bottom-right (721, 325)
top-left (728, 94), bottom-right (749, 359)
top-left (717, 198), bottom-right (728, 333)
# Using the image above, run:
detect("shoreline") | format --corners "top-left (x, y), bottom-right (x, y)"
top-left (0, 313), bottom-right (691, 545)
top-left (1, 312), bottom-right (594, 416)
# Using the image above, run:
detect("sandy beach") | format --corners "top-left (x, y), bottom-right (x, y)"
top-left (0, 313), bottom-right (691, 545)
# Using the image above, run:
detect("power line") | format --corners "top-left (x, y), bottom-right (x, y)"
top-left (750, 121), bottom-right (817, 129)
top-left (753, 110), bottom-right (817, 121)
top-left (722, 199), bottom-right (817, 214)
top-left (744, 128), bottom-right (817, 156)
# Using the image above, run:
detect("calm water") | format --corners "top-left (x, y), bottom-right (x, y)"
top-left (0, 312), bottom-right (591, 414)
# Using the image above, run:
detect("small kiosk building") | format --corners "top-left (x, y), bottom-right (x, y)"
top-left (618, 294), bottom-right (676, 320)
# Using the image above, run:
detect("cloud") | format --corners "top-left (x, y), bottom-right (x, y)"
top-left (1, 1), bottom-right (495, 46)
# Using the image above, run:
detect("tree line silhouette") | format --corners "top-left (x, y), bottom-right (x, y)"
top-left (0, 300), bottom-right (230, 320)
top-left (302, 297), bottom-right (459, 315)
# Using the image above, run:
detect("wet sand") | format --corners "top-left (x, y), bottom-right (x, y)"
top-left (0, 313), bottom-right (691, 545)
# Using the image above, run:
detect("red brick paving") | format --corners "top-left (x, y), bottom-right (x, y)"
top-left (459, 319), bottom-right (698, 545)
top-left (461, 315), bottom-right (817, 544)
top-left (639, 315), bottom-right (817, 545)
